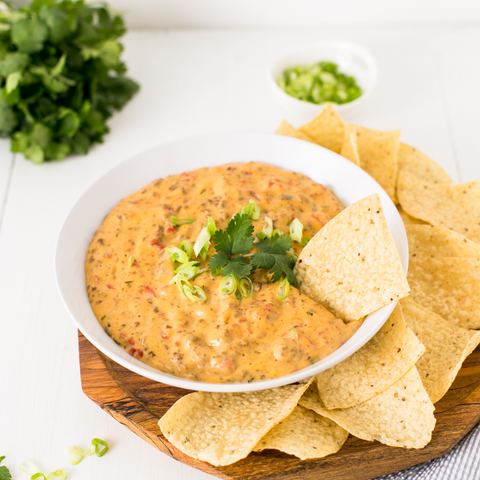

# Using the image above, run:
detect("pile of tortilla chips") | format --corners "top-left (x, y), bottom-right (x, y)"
top-left (158, 105), bottom-right (480, 467)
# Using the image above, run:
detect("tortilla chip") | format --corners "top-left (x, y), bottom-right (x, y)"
top-left (340, 124), bottom-right (360, 166)
top-left (353, 125), bottom-right (401, 202)
top-left (397, 143), bottom-right (452, 184)
top-left (275, 120), bottom-right (316, 144)
top-left (408, 257), bottom-right (480, 329)
top-left (401, 298), bottom-right (480, 403)
top-left (397, 170), bottom-right (480, 243)
top-left (254, 405), bottom-right (348, 460)
top-left (158, 381), bottom-right (312, 466)
top-left (294, 194), bottom-right (410, 322)
top-left (300, 368), bottom-right (435, 449)
top-left (397, 206), bottom-right (427, 226)
top-left (406, 225), bottom-right (480, 259)
top-left (316, 304), bottom-right (425, 409)
top-left (299, 103), bottom-right (345, 153)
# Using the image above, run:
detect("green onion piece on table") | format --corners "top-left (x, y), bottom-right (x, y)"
top-left (66, 446), bottom-right (87, 465)
top-left (31, 474), bottom-right (47, 480)
top-left (91, 438), bottom-right (109, 457)
top-left (219, 274), bottom-right (238, 295)
top-left (166, 246), bottom-right (189, 264)
top-left (19, 460), bottom-right (42, 476)
top-left (238, 277), bottom-right (253, 298)
top-left (277, 277), bottom-right (290, 299)
top-left (47, 471), bottom-right (67, 480)
top-left (178, 240), bottom-right (194, 260)
top-left (289, 218), bottom-right (303, 243)
top-left (171, 216), bottom-right (196, 226)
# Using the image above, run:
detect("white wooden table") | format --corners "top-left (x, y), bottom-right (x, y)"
top-left (1, 26), bottom-right (479, 480)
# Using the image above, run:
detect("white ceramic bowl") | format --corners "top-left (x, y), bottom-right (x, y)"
top-left (55, 133), bottom-right (407, 393)
top-left (269, 41), bottom-right (378, 124)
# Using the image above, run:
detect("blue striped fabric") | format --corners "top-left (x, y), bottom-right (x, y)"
top-left (375, 422), bottom-right (480, 480)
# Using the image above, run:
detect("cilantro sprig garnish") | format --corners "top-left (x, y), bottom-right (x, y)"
top-left (0, 456), bottom-right (12, 480)
top-left (209, 213), bottom-right (254, 278)
top-left (208, 213), bottom-right (299, 289)
top-left (251, 233), bottom-right (298, 287)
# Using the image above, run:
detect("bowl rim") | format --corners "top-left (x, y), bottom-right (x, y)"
top-left (268, 40), bottom-right (379, 112)
top-left (55, 132), bottom-right (407, 393)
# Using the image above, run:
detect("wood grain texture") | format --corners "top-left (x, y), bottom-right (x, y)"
top-left (79, 332), bottom-right (480, 480)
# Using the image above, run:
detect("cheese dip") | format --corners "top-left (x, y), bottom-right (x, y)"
top-left (85, 162), bottom-right (361, 383)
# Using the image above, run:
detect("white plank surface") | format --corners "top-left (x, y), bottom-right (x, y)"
top-left (11, 0), bottom-right (480, 29)
top-left (0, 140), bottom-right (14, 230)
top-left (0, 26), bottom-right (479, 480)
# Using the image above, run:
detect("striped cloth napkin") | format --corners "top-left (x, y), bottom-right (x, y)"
top-left (375, 423), bottom-right (480, 480)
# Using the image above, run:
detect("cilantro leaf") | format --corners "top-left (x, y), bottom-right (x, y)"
top-left (222, 256), bottom-right (252, 278)
top-left (0, 456), bottom-right (11, 480)
top-left (251, 234), bottom-right (298, 286)
top-left (213, 214), bottom-right (254, 256)
top-left (11, 18), bottom-right (48, 53)
top-left (208, 214), bottom-right (255, 278)
top-left (209, 251), bottom-right (229, 276)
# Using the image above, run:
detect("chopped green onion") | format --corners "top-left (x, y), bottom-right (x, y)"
top-left (261, 216), bottom-right (273, 237)
top-left (238, 277), bottom-right (253, 298)
top-left (67, 446), bottom-right (87, 465)
top-left (205, 216), bottom-right (217, 236)
top-left (91, 438), bottom-right (109, 457)
top-left (301, 236), bottom-right (311, 247)
top-left (184, 285), bottom-right (207, 303)
top-left (240, 200), bottom-right (261, 221)
top-left (272, 228), bottom-right (283, 236)
top-left (219, 274), bottom-right (238, 295)
top-left (19, 460), bottom-right (41, 475)
top-left (166, 246), bottom-right (189, 264)
top-left (171, 216), bottom-right (196, 226)
top-left (194, 216), bottom-right (217, 258)
top-left (256, 231), bottom-right (267, 240)
top-left (178, 240), bottom-right (194, 260)
top-left (32, 474), bottom-right (47, 480)
top-left (289, 218), bottom-right (303, 243)
top-left (47, 470), bottom-right (67, 480)
top-left (173, 261), bottom-right (200, 274)
top-left (277, 278), bottom-right (291, 299)
top-left (175, 276), bottom-right (193, 297)
top-left (277, 61), bottom-right (362, 105)
top-left (235, 291), bottom-right (242, 301)
top-left (127, 255), bottom-right (137, 267)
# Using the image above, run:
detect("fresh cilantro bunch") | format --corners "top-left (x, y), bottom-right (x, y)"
top-left (0, 456), bottom-right (11, 480)
top-left (0, 0), bottom-right (139, 163)
top-left (209, 213), bottom-right (298, 287)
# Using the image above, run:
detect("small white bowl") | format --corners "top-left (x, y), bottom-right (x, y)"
top-left (269, 41), bottom-right (378, 125)
top-left (55, 133), bottom-right (407, 393)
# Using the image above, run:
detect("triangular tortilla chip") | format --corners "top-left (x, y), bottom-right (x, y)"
top-left (275, 120), bottom-right (316, 144)
top-left (299, 103), bottom-right (345, 153)
top-left (300, 369), bottom-right (436, 449)
top-left (397, 205), bottom-right (427, 226)
top-left (158, 380), bottom-right (312, 466)
top-left (397, 143), bottom-right (452, 184)
top-left (401, 298), bottom-right (480, 403)
top-left (353, 125), bottom-right (401, 202)
top-left (316, 304), bottom-right (424, 409)
top-left (397, 170), bottom-right (480, 243)
top-left (254, 405), bottom-right (348, 460)
top-left (294, 194), bottom-right (410, 322)
top-left (408, 256), bottom-right (480, 330)
top-left (340, 124), bottom-right (361, 166)
top-left (406, 225), bottom-right (480, 259)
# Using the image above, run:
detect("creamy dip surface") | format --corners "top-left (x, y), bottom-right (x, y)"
top-left (85, 162), bottom-right (361, 383)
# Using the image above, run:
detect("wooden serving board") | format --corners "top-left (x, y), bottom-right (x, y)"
top-left (79, 331), bottom-right (480, 480)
